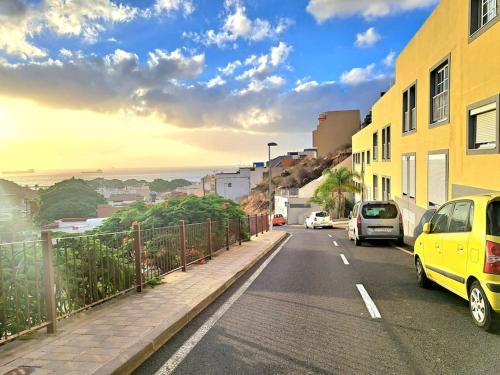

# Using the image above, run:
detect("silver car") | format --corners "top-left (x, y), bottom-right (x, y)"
top-left (347, 200), bottom-right (404, 246)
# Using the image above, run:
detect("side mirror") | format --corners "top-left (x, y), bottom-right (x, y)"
top-left (423, 222), bottom-right (431, 234)
top-left (348, 212), bottom-right (353, 219)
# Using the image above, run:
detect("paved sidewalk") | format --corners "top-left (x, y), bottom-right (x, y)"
top-left (0, 231), bottom-right (287, 375)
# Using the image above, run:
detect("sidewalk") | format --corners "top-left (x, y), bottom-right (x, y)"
top-left (0, 231), bottom-right (287, 375)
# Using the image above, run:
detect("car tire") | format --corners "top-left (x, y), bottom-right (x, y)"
top-left (415, 257), bottom-right (431, 289)
top-left (354, 237), bottom-right (362, 246)
top-left (469, 281), bottom-right (493, 331)
top-left (397, 236), bottom-right (405, 246)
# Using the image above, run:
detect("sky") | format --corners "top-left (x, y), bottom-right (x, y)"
top-left (0, 0), bottom-right (439, 171)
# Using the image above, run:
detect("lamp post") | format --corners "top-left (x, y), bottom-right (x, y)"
top-left (267, 142), bottom-right (278, 227)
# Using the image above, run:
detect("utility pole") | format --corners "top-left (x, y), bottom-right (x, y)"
top-left (267, 142), bottom-right (278, 227)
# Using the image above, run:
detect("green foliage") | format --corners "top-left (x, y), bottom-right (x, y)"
top-left (0, 179), bottom-right (37, 208)
top-left (311, 167), bottom-right (360, 218)
top-left (98, 195), bottom-right (246, 232)
top-left (86, 178), bottom-right (192, 193)
top-left (148, 179), bottom-right (192, 192)
top-left (36, 178), bottom-right (106, 224)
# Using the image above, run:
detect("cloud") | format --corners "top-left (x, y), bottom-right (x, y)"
top-left (239, 75), bottom-right (286, 95)
top-left (383, 50), bottom-right (396, 66)
top-left (185, 1), bottom-right (292, 47)
top-left (154, 0), bottom-right (194, 16)
top-left (218, 60), bottom-right (242, 76)
top-left (0, 0), bottom-right (138, 59)
top-left (340, 63), bottom-right (388, 86)
top-left (237, 42), bottom-right (292, 81)
top-left (206, 75), bottom-right (227, 88)
top-left (306, 0), bottom-right (439, 22)
top-left (355, 27), bottom-right (381, 48)
top-left (294, 79), bottom-right (319, 92)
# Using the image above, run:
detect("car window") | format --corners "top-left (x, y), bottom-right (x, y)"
top-left (487, 201), bottom-right (500, 236)
top-left (449, 201), bottom-right (473, 233)
top-left (316, 212), bottom-right (328, 217)
top-left (361, 203), bottom-right (398, 219)
top-left (430, 203), bottom-right (454, 233)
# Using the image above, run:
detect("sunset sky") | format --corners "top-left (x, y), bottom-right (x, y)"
top-left (0, 0), bottom-right (438, 171)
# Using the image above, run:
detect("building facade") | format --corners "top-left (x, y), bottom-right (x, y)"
top-left (352, 0), bottom-right (500, 239)
top-left (312, 110), bottom-right (360, 157)
top-left (215, 168), bottom-right (251, 202)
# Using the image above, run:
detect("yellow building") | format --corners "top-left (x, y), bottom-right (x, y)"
top-left (352, 0), bottom-right (500, 240)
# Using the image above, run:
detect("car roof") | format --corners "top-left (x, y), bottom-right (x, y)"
top-left (359, 200), bottom-right (397, 205)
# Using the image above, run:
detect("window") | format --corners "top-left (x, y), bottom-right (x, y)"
top-left (430, 203), bottom-right (454, 233)
top-left (430, 58), bottom-right (450, 124)
top-left (373, 132), bottom-right (378, 161)
top-left (487, 201), bottom-right (500, 236)
top-left (361, 152), bottom-right (365, 171)
top-left (403, 84), bottom-right (417, 133)
top-left (467, 96), bottom-right (499, 154)
top-left (362, 203), bottom-right (398, 219)
top-left (402, 154), bottom-right (416, 199)
top-left (449, 201), bottom-right (473, 232)
top-left (316, 212), bottom-right (328, 217)
top-left (367, 150), bottom-right (371, 165)
top-left (382, 126), bottom-right (391, 160)
top-left (470, 0), bottom-right (498, 36)
top-left (382, 176), bottom-right (391, 200)
top-left (428, 152), bottom-right (448, 207)
top-left (373, 175), bottom-right (378, 200)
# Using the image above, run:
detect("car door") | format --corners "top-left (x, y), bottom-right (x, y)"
top-left (348, 204), bottom-right (358, 237)
top-left (440, 201), bottom-right (473, 297)
top-left (423, 203), bottom-right (454, 284)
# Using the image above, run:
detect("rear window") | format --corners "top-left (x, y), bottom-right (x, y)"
top-left (487, 201), bottom-right (500, 236)
top-left (361, 203), bottom-right (398, 219)
top-left (274, 214), bottom-right (283, 218)
top-left (315, 212), bottom-right (328, 217)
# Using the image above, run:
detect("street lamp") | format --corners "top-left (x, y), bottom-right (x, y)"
top-left (267, 142), bottom-right (278, 227)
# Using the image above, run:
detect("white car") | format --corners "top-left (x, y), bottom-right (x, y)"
top-left (305, 211), bottom-right (333, 229)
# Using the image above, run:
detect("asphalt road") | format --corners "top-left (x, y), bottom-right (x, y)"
top-left (135, 226), bottom-right (500, 375)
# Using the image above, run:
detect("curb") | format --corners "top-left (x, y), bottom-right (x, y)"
top-left (95, 231), bottom-right (289, 375)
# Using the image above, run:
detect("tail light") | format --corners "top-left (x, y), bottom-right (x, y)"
top-left (314, 217), bottom-right (317, 221)
top-left (399, 212), bottom-right (404, 233)
top-left (484, 241), bottom-right (500, 275)
top-left (356, 214), bottom-right (362, 231)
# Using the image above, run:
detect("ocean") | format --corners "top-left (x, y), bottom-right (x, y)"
top-left (2, 166), bottom-right (237, 188)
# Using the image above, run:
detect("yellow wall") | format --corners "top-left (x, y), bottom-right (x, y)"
top-left (352, 0), bottom-right (500, 220)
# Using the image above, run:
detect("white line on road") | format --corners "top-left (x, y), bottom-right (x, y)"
top-left (333, 241), bottom-right (339, 247)
top-left (356, 284), bottom-right (381, 319)
top-left (155, 235), bottom-right (293, 375)
top-left (340, 254), bottom-right (349, 265)
top-left (328, 234), bottom-right (332, 238)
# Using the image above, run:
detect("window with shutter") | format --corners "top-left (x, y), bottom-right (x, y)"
top-left (468, 98), bottom-right (499, 153)
top-left (409, 155), bottom-right (416, 199)
top-left (428, 153), bottom-right (448, 207)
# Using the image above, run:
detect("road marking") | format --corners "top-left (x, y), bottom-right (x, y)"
top-left (333, 241), bottom-right (339, 247)
top-left (328, 234), bottom-right (332, 238)
top-left (155, 235), bottom-right (293, 375)
top-left (340, 254), bottom-right (349, 265)
top-left (356, 284), bottom-right (381, 319)
top-left (394, 246), bottom-right (413, 256)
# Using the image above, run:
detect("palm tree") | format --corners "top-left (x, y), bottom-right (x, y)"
top-left (310, 166), bottom-right (360, 219)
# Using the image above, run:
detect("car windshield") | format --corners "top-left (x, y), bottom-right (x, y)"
top-left (361, 203), bottom-right (398, 219)
top-left (315, 212), bottom-right (328, 217)
top-left (487, 201), bottom-right (500, 236)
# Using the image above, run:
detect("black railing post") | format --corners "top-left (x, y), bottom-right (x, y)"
top-left (180, 220), bottom-right (187, 272)
top-left (207, 218), bottom-right (213, 260)
top-left (132, 222), bottom-right (143, 292)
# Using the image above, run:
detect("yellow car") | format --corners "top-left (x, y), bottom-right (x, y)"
top-left (414, 193), bottom-right (500, 331)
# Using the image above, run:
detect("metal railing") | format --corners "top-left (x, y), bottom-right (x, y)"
top-left (0, 214), bottom-right (269, 344)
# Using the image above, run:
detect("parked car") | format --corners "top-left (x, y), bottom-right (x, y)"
top-left (304, 211), bottom-right (333, 229)
top-left (414, 193), bottom-right (500, 331)
top-left (347, 200), bottom-right (404, 246)
top-left (272, 213), bottom-right (287, 226)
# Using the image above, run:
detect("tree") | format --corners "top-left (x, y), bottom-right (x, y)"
top-left (36, 178), bottom-right (106, 224)
top-left (311, 167), bottom-right (360, 219)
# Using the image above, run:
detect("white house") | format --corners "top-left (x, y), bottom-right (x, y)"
top-left (215, 168), bottom-right (251, 202)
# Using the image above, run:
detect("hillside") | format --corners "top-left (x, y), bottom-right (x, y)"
top-left (86, 178), bottom-right (192, 192)
top-left (0, 179), bottom-right (37, 208)
top-left (240, 148), bottom-right (351, 214)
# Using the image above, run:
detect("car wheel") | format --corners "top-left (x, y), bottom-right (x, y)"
top-left (354, 237), bottom-right (362, 246)
top-left (469, 281), bottom-right (493, 331)
top-left (397, 236), bottom-right (405, 246)
top-left (415, 257), bottom-right (431, 288)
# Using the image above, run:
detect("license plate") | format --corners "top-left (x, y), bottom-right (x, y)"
top-left (374, 228), bottom-right (392, 232)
